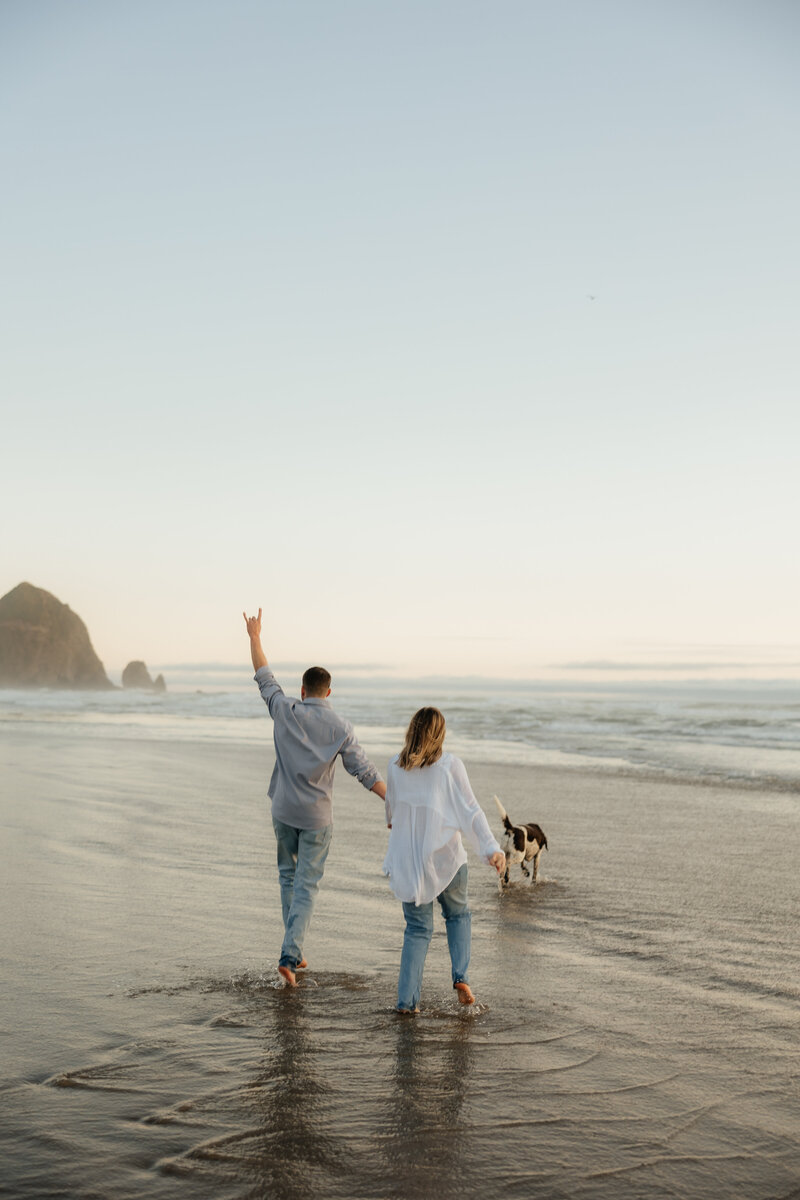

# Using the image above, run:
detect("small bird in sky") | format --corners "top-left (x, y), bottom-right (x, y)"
top-left (587, 293), bottom-right (597, 300)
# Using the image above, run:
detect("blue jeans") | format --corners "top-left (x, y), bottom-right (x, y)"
top-left (273, 818), bottom-right (332, 969)
top-left (397, 863), bottom-right (471, 1010)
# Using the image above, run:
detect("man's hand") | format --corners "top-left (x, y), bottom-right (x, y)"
top-left (243, 608), bottom-right (268, 672)
top-left (243, 608), bottom-right (262, 639)
top-left (488, 851), bottom-right (505, 874)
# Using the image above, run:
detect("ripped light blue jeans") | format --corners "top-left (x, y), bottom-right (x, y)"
top-left (397, 863), bottom-right (471, 1010)
top-left (273, 819), bottom-right (332, 969)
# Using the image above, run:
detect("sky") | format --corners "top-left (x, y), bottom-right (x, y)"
top-left (2, 0), bottom-right (799, 680)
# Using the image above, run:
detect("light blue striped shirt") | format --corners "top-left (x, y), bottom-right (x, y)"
top-left (254, 666), bottom-right (382, 830)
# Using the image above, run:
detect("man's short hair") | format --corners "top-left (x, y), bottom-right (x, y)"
top-left (302, 666), bottom-right (331, 697)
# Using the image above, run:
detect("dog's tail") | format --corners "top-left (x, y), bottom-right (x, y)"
top-left (493, 795), bottom-right (514, 833)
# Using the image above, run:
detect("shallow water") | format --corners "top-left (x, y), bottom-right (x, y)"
top-left (1, 726), bottom-right (799, 1198)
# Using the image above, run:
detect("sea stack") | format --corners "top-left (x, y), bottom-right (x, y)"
top-left (122, 661), bottom-right (166, 692)
top-left (0, 582), bottom-right (113, 689)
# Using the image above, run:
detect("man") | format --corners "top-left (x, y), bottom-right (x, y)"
top-left (243, 608), bottom-right (387, 986)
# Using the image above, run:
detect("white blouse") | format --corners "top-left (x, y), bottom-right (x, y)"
top-left (382, 752), bottom-right (502, 905)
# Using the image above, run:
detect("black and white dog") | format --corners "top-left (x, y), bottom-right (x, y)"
top-left (494, 796), bottom-right (548, 888)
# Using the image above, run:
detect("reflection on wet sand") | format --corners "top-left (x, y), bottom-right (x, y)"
top-left (244, 989), bottom-right (345, 1199)
top-left (202, 981), bottom-right (481, 1200)
top-left (382, 1017), bottom-right (475, 1196)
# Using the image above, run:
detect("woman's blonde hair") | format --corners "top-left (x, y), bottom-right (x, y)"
top-left (397, 707), bottom-right (446, 770)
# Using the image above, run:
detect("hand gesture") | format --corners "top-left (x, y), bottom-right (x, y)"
top-left (243, 608), bottom-right (262, 639)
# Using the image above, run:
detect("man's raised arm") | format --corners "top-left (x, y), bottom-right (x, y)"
top-left (243, 608), bottom-right (268, 672)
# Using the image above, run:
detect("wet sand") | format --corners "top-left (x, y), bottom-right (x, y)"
top-left (1, 726), bottom-right (799, 1198)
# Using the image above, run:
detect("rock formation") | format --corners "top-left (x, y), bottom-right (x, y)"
top-left (121, 661), bottom-right (166, 692)
top-left (0, 582), bottom-right (113, 689)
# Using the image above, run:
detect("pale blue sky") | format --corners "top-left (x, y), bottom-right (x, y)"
top-left (2, 1), bottom-right (798, 678)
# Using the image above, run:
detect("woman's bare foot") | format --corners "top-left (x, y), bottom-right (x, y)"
top-left (278, 965), bottom-right (297, 987)
top-left (296, 958), bottom-right (308, 970)
top-left (396, 1007), bottom-right (420, 1014)
top-left (454, 982), bottom-right (475, 1005)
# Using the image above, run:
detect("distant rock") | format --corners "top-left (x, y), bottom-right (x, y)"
top-left (122, 661), bottom-right (166, 692)
top-left (0, 582), bottom-right (113, 689)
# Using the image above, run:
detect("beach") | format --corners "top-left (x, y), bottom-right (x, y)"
top-left (5, 2), bottom-right (799, 1193)
top-left (1, 709), bottom-right (798, 1199)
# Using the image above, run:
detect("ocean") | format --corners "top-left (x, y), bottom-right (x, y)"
top-left (1, 671), bottom-right (798, 1198)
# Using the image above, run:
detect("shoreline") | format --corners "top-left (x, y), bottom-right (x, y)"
top-left (2, 674), bottom-right (799, 795)
top-left (2, 718), bottom-right (798, 796)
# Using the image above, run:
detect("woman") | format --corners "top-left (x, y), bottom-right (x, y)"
top-left (383, 707), bottom-right (505, 1013)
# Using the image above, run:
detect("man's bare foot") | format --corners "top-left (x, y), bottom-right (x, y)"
top-left (454, 982), bottom-right (475, 1005)
top-left (396, 1007), bottom-right (420, 1014)
top-left (296, 958), bottom-right (308, 970)
top-left (278, 965), bottom-right (297, 987)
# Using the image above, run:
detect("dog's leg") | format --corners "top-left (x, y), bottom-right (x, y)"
top-left (531, 850), bottom-right (541, 884)
top-left (521, 862), bottom-right (530, 879)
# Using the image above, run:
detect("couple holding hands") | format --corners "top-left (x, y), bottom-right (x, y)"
top-left (244, 609), bottom-right (504, 1013)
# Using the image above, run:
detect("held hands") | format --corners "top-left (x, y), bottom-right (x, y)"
top-left (243, 608), bottom-right (262, 639)
top-left (488, 851), bottom-right (506, 875)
